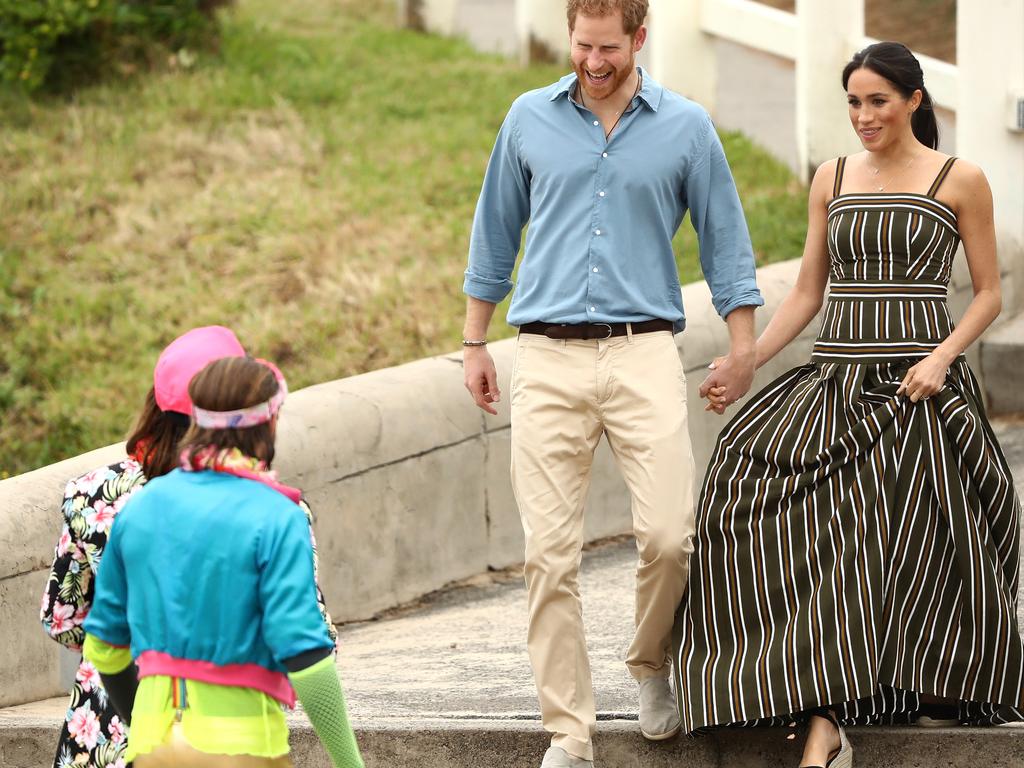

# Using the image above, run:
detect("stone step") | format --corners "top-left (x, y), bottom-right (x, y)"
top-left (3, 701), bottom-right (1024, 768)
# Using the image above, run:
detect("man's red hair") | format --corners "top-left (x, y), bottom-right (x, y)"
top-left (566, 0), bottom-right (649, 35)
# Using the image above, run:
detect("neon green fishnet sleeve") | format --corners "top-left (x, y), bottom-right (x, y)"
top-left (288, 656), bottom-right (364, 768)
top-left (83, 632), bottom-right (132, 675)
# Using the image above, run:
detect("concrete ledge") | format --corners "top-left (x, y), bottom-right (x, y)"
top-left (307, 721), bottom-right (1024, 768)
top-left (981, 313), bottom-right (1024, 416)
top-left (0, 444), bottom-right (125, 581)
top-left (3, 703), bottom-right (1023, 768)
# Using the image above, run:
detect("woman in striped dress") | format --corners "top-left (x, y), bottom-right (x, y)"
top-left (675, 42), bottom-right (1024, 768)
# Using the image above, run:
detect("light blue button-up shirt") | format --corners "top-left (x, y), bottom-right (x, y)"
top-left (464, 69), bottom-right (763, 331)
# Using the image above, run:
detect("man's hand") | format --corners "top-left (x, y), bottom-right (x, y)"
top-left (699, 350), bottom-right (755, 415)
top-left (464, 346), bottom-right (501, 415)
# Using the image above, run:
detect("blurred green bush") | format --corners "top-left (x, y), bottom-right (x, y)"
top-left (0, 0), bottom-right (232, 92)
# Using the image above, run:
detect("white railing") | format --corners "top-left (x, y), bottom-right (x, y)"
top-left (693, 1), bottom-right (960, 112)
top-left (856, 36), bottom-right (959, 110)
top-left (700, 0), bottom-right (797, 61)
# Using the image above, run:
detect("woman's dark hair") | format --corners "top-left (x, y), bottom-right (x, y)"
top-left (842, 41), bottom-right (939, 150)
top-left (180, 356), bottom-right (280, 466)
top-left (126, 388), bottom-right (191, 478)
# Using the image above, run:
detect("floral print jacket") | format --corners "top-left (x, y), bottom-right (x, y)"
top-left (41, 458), bottom-right (338, 768)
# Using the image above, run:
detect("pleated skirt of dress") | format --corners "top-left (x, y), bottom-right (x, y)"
top-left (673, 358), bottom-right (1024, 732)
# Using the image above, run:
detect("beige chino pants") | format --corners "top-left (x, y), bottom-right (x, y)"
top-left (510, 329), bottom-right (697, 761)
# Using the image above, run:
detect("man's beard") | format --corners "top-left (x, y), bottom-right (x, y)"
top-left (575, 53), bottom-right (635, 102)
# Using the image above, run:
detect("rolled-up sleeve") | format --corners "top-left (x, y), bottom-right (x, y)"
top-left (463, 104), bottom-right (531, 304)
top-left (685, 115), bottom-right (764, 319)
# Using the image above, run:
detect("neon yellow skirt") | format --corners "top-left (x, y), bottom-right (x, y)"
top-left (134, 722), bottom-right (292, 767)
top-left (82, 637), bottom-right (292, 764)
top-left (127, 676), bottom-right (291, 763)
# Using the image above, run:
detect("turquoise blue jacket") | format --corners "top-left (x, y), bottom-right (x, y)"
top-left (84, 469), bottom-right (333, 704)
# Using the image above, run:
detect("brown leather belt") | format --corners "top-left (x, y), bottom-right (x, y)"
top-left (518, 319), bottom-right (673, 340)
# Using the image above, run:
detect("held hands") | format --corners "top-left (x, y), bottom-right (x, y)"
top-left (699, 350), bottom-right (756, 415)
top-left (463, 345), bottom-right (501, 415)
top-left (897, 351), bottom-right (952, 403)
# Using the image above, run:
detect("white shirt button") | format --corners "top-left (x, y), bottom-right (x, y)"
top-left (593, 267), bottom-right (599, 272)
top-left (593, 120), bottom-right (599, 126)
top-left (594, 229), bottom-right (601, 235)
top-left (602, 152), bottom-right (608, 158)
top-left (599, 191), bottom-right (606, 197)
top-left (589, 306), bottom-right (596, 312)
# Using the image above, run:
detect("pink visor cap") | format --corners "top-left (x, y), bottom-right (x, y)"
top-left (153, 326), bottom-right (246, 415)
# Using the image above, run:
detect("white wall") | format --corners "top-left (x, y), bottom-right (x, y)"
top-left (957, 0), bottom-right (1024, 312)
top-left (712, 39), bottom-right (798, 171)
top-left (648, 0), bottom-right (717, 110)
top-left (457, 0), bottom-right (519, 57)
top-left (516, 0), bottom-right (568, 64)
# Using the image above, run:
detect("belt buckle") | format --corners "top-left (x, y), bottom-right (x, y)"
top-left (593, 323), bottom-right (613, 340)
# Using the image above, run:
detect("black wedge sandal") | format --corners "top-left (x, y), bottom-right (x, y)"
top-left (915, 701), bottom-right (960, 728)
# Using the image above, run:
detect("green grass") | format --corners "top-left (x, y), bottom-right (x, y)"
top-left (0, 0), bottom-right (807, 477)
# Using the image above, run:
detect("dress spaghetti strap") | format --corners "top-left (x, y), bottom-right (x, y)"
top-left (927, 156), bottom-right (957, 197)
top-left (832, 156), bottom-right (847, 199)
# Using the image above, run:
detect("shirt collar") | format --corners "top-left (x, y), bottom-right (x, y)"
top-left (549, 67), bottom-right (663, 112)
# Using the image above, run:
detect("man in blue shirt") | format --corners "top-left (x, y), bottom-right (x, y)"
top-left (461, 2), bottom-right (762, 765)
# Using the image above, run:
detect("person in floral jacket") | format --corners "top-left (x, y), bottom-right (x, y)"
top-left (40, 327), bottom-right (338, 768)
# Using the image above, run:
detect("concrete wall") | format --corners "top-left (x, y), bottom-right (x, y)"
top-left (398, 0), bottom-right (518, 57)
top-left (958, 1), bottom-right (1024, 314)
top-left (413, 0), bottom-right (460, 36)
top-left (516, 0), bottom-right (566, 63)
top-left (457, 0), bottom-right (519, 58)
top-left (712, 39), bottom-right (798, 172)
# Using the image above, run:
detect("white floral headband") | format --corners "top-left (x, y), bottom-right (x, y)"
top-left (192, 359), bottom-right (288, 430)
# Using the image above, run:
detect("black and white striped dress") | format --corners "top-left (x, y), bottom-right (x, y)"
top-left (673, 157), bottom-right (1024, 732)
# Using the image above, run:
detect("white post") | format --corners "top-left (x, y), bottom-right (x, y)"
top-left (647, 0), bottom-right (716, 111)
top-left (957, 0), bottom-right (1024, 312)
top-left (517, 0), bottom-right (570, 65)
top-left (415, 0), bottom-right (459, 36)
top-left (795, 0), bottom-right (864, 181)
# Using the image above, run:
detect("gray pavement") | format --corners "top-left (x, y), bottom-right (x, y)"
top-left (4, 419), bottom-right (1024, 767)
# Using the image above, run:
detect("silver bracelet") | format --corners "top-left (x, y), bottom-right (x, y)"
top-left (462, 339), bottom-right (488, 347)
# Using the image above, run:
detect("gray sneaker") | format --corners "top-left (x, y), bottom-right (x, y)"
top-left (638, 675), bottom-right (682, 740)
top-left (540, 746), bottom-right (594, 767)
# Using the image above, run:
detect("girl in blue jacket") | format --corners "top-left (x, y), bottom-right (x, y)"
top-left (82, 355), bottom-right (363, 768)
